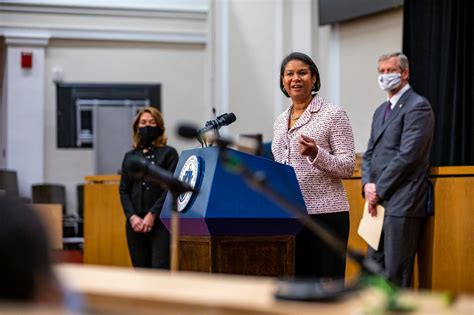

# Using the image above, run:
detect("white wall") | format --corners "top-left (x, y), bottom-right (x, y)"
top-left (338, 8), bottom-right (403, 152)
top-left (227, 0), bottom-right (277, 142)
top-left (0, 40), bottom-right (5, 168)
top-left (4, 41), bottom-right (46, 198)
top-left (225, 0), bottom-right (314, 143)
top-left (44, 39), bottom-right (206, 213)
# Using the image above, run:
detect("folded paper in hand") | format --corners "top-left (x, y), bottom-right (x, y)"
top-left (357, 202), bottom-right (385, 250)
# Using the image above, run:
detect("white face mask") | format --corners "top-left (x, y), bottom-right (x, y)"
top-left (378, 73), bottom-right (401, 91)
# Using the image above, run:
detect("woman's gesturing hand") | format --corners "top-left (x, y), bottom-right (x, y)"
top-left (299, 134), bottom-right (318, 159)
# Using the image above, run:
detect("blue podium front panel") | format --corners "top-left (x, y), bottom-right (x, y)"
top-left (160, 147), bottom-right (307, 236)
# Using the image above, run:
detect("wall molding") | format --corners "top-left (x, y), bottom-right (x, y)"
top-left (1, 26), bottom-right (207, 45)
top-left (0, 1), bottom-right (208, 21)
top-left (0, 1), bottom-right (208, 44)
top-left (4, 34), bottom-right (49, 46)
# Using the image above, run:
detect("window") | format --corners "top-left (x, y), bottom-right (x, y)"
top-left (56, 83), bottom-right (161, 148)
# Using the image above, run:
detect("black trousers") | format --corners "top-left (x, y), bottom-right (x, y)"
top-left (295, 212), bottom-right (349, 279)
top-left (125, 216), bottom-right (170, 269)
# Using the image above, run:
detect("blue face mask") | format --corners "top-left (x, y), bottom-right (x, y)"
top-left (378, 73), bottom-right (401, 91)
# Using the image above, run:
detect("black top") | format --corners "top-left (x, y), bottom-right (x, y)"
top-left (119, 145), bottom-right (179, 219)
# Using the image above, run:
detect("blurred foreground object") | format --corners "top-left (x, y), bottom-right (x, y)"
top-left (56, 263), bottom-right (473, 315)
top-left (0, 196), bottom-right (79, 310)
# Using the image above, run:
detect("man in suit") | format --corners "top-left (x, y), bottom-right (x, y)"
top-left (362, 52), bottom-right (434, 287)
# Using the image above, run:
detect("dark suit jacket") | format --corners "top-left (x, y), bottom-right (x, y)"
top-left (119, 145), bottom-right (179, 219)
top-left (362, 87), bottom-right (434, 217)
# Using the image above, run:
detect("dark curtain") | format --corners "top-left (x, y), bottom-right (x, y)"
top-left (403, 0), bottom-right (473, 166)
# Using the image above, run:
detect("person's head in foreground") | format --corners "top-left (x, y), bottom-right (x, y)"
top-left (0, 196), bottom-right (63, 305)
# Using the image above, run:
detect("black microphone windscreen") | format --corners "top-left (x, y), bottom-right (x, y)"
top-left (222, 113), bottom-right (236, 125)
top-left (124, 155), bottom-right (148, 178)
top-left (177, 124), bottom-right (199, 139)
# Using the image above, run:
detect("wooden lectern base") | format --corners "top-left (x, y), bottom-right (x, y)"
top-left (179, 235), bottom-right (295, 277)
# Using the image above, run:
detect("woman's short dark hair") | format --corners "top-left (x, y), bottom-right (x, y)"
top-left (280, 52), bottom-right (321, 97)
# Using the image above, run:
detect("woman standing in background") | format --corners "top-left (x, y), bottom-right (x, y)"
top-left (119, 107), bottom-right (179, 269)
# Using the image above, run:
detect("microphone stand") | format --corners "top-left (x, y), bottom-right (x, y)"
top-left (217, 146), bottom-right (409, 310)
top-left (197, 127), bottom-right (220, 148)
top-left (145, 184), bottom-right (195, 273)
top-left (170, 191), bottom-right (180, 272)
top-left (140, 180), bottom-right (191, 272)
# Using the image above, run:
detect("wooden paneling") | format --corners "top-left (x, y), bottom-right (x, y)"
top-left (341, 179), bottom-right (367, 281)
top-left (428, 176), bottom-right (474, 293)
top-left (85, 175), bottom-right (122, 183)
top-left (83, 176), bottom-right (131, 267)
top-left (179, 236), bottom-right (212, 272)
top-left (32, 203), bottom-right (63, 250)
top-left (179, 235), bottom-right (294, 277)
top-left (429, 166), bottom-right (474, 176)
top-left (343, 166), bottom-right (474, 293)
top-left (83, 167), bottom-right (473, 294)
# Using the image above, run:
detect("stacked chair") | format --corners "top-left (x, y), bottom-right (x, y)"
top-left (0, 169), bottom-right (30, 203)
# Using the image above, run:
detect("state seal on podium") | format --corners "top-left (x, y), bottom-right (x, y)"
top-left (177, 155), bottom-right (201, 212)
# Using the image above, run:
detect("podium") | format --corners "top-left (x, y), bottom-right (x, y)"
top-left (160, 147), bottom-right (306, 276)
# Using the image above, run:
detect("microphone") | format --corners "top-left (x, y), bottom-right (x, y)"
top-left (125, 155), bottom-right (196, 195)
top-left (177, 123), bottom-right (260, 153)
top-left (177, 124), bottom-right (200, 139)
top-left (197, 112), bottom-right (236, 135)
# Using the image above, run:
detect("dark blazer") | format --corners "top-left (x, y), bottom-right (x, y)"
top-left (362, 87), bottom-right (434, 217)
top-left (119, 145), bottom-right (179, 219)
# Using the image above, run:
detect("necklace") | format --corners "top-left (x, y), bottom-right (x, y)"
top-left (290, 107), bottom-right (302, 121)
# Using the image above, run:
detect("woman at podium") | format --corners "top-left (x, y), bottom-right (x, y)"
top-left (272, 52), bottom-right (355, 279)
top-left (119, 107), bottom-right (179, 269)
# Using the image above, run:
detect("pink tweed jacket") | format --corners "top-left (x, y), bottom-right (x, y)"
top-left (272, 95), bottom-right (355, 214)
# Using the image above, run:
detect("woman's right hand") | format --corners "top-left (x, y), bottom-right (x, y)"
top-left (299, 134), bottom-right (318, 159)
top-left (129, 215), bottom-right (145, 233)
